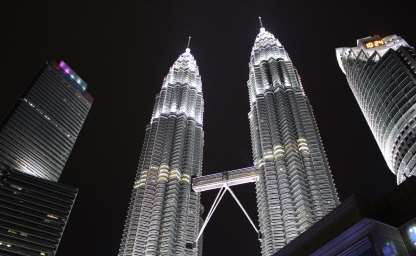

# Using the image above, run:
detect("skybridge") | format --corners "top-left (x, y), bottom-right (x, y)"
top-left (189, 166), bottom-right (262, 248)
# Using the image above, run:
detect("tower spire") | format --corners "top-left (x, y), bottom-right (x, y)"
top-left (186, 35), bottom-right (192, 52)
top-left (258, 16), bottom-right (264, 28)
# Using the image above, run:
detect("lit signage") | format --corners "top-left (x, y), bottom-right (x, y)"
top-left (365, 39), bottom-right (385, 49)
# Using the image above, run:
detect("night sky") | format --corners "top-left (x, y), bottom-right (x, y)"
top-left (2, 0), bottom-right (415, 255)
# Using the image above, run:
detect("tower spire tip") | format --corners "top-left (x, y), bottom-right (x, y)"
top-left (258, 16), bottom-right (264, 28)
top-left (258, 16), bottom-right (265, 32)
top-left (186, 36), bottom-right (192, 52)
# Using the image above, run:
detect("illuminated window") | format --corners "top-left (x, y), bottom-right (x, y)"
top-left (46, 214), bottom-right (59, 220)
top-left (408, 225), bottom-right (416, 246)
top-left (8, 229), bottom-right (17, 235)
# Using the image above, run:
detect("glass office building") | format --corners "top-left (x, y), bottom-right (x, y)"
top-left (0, 164), bottom-right (77, 256)
top-left (0, 61), bottom-right (93, 181)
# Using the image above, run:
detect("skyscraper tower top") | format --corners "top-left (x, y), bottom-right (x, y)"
top-left (152, 45), bottom-right (203, 125)
top-left (56, 60), bottom-right (90, 93)
top-left (251, 19), bottom-right (288, 65)
top-left (336, 34), bottom-right (410, 73)
top-left (248, 21), bottom-right (302, 104)
top-left (336, 35), bottom-right (416, 184)
top-left (0, 61), bottom-right (93, 181)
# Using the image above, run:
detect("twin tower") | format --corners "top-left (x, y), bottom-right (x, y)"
top-left (118, 23), bottom-right (340, 256)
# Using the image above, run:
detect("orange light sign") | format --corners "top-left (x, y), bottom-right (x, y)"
top-left (365, 39), bottom-right (385, 48)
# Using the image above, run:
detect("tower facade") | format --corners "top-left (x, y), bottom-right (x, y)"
top-left (248, 26), bottom-right (339, 255)
top-left (118, 47), bottom-right (204, 256)
top-left (0, 61), bottom-right (93, 181)
top-left (0, 164), bottom-right (78, 256)
top-left (336, 35), bottom-right (416, 184)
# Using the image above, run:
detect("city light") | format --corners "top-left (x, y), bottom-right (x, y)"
top-left (408, 225), bottom-right (416, 246)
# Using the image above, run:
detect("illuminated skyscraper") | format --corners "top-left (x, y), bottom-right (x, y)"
top-left (118, 46), bottom-right (204, 256)
top-left (0, 61), bottom-right (93, 181)
top-left (248, 23), bottom-right (339, 255)
top-left (336, 35), bottom-right (416, 184)
top-left (0, 164), bottom-right (77, 256)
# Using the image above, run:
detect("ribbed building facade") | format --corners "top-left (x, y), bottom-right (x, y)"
top-left (336, 35), bottom-right (416, 184)
top-left (0, 164), bottom-right (77, 256)
top-left (248, 26), bottom-right (339, 256)
top-left (118, 47), bottom-right (204, 256)
top-left (0, 61), bottom-right (93, 181)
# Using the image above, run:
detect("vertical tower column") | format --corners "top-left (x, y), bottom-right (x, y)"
top-left (247, 25), bottom-right (339, 256)
top-left (119, 47), bottom-right (204, 256)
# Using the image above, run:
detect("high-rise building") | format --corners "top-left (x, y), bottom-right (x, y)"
top-left (247, 24), bottom-right (339, 255)
top-left (0, 61), bottom-right (93, 181)
top-left (118, 47), bottom-right (204, 256)
top-left (336, 35), bottom-right (416, 184)
top-left (0, 164), bottom-right (78, 256)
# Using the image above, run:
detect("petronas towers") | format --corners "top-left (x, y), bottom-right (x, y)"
top-left (118, 22), bottom-right (339, 256)
top-left (118, 48), bottom-right (204, 256)
top-left (249, 27), bottom-right (339, 255)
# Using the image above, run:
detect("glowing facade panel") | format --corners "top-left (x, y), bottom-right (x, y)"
top-left (118, 48), bottom-right (204, 256)
top-left (336, 35), bottom-right (416, 184)
top-left (248, 27), bottom-right (339, 256)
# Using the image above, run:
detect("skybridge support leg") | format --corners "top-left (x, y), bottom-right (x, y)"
top-left (194, 185), bottom-right (227, 244)
top-left (189, 183), bottom-right (262, 249)
top-left (224, 184), bottom-right (259, 235)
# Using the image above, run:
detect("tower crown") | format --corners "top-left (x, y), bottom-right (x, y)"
top-left (253, 28), bottom-right (282, 50)
top-left (163, 48), bottom-right (202, 93)
top-left (171, 49), bottom-right (198, 73)
top-left (336, 34), bottom-right (409, 74)
top-left (250, 26), bottom-right (289, 64)
top-left (152, 45), bottom-right (203, 125)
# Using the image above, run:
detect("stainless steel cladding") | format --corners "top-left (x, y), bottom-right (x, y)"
top-left (118, 48), bottom-right (204, 256)
top-left (248, 26), bottom-right (340, 256)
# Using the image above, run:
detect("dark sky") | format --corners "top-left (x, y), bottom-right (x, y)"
top-left (2, 0), bottom-right (415, 255)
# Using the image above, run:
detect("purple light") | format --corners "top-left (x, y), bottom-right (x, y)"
top-left (59, 61), bottom-right (72, 75)
top-left (59, 61), bottom-right (66, 69)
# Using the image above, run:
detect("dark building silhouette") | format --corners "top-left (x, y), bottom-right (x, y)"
top-left (273, 177), bottom-right (416, 256)
top-left (0, 61), bottom-right (93, 181)
top-left (0, 165), bottom-right (77, 256)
